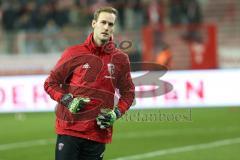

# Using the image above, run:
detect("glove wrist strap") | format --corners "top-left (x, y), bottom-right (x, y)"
top-left (114, 106), bottom-right (121, 119)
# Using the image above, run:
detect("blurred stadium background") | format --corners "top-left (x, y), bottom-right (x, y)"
top-left (0, 0), bottom-right (240, 160)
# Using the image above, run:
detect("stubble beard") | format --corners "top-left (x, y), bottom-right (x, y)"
top-left (101, 38), bottom-right (109, 45)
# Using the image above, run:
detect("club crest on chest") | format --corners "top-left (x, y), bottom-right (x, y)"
top-left (105, 63), bottom-right (115, 79)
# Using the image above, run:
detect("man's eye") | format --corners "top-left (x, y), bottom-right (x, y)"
top-left (101, 21), bottom-right (106, 24)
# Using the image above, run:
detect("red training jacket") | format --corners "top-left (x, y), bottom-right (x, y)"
top-left (44, 33), bottom-right (135, 143)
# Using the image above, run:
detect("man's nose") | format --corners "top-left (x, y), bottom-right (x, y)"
top-left (104, 24), bottom-right (109, 30)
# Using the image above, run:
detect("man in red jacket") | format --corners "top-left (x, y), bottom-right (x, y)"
top-left (44, 6), bottom-right (135, 160)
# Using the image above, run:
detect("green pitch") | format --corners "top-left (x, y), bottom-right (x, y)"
top-left (0, 107), bottom-right (240, 160)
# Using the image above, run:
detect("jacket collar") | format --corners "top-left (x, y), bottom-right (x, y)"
top-left (84, 33), bottom-right (116, 55)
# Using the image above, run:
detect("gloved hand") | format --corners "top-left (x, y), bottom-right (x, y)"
top-left (96, 107), bottom-right (121, 129)
top-left (60, 93), bottom-right (90, 113)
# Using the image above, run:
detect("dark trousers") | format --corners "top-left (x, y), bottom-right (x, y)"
top-left (55, 135), bottom-right (105, 160)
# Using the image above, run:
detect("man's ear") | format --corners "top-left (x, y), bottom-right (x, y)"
top-left (92, 20), bottom-right (96, 29)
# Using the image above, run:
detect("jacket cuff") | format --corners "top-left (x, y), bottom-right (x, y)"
top-left (117, 100), bottom-right (129, 115)
top-left (54, 92), bottom-right (64, 102)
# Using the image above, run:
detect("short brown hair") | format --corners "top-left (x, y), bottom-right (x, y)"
top-left (93, 6), bottom-right (118, 21)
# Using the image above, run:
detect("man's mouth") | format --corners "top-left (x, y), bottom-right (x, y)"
top-left (101, 33), bottom-right (109, 36)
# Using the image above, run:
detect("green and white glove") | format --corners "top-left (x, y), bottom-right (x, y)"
top-left (60, 93), bottom-right (90, 113)
top-left (96, 107), bottom-right (121, 129)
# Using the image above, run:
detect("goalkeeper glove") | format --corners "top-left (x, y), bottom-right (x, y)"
top-left (60, 93), bottom-right (90, 113)
top-left (96, 107), bottom-right (121, 129)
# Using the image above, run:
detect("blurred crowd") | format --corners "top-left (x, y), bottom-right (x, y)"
top-left (0, 0), bottom-right (202, 32)
top-left (0, 0), bottom-right (203, 60)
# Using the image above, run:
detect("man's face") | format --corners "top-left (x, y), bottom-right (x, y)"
top-left (92, 12), bottom-right (116, 43)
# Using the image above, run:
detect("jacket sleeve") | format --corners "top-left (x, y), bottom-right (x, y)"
top-left (116, 55), bottom-right (135, 115)
top-left (44, 48), bottom-right (74, 102)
